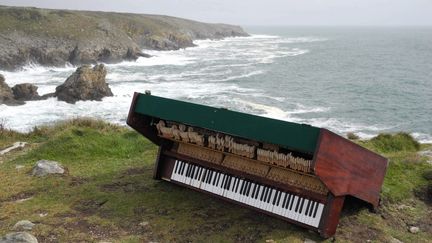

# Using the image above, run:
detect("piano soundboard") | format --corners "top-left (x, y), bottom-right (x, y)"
top-left (127, 92), bottom-right (388, 238)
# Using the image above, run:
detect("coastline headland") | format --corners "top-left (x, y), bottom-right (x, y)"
top-left (0, 5), bottom-right (249, 70)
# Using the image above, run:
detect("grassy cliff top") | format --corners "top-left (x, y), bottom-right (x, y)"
top-left (0, 5), bottom-right (247, 41)
top-left (0, 119), bottom-right (431, 242)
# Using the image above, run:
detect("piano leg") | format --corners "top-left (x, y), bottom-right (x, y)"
top-left (318, 194), bottom-right (345, 238)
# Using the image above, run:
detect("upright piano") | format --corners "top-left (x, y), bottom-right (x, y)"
top-left (127, 92), bottom-right (388, 238)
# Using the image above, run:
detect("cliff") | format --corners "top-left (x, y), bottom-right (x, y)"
top-left (0, 6), bottom-right (249, 70)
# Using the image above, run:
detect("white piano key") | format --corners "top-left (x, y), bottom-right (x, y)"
top-left (311, 203), bottom-right (324, 227)
top-left (299, 199), bottom-right (309, 223)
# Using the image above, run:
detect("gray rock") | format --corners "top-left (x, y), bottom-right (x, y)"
top-left (304, 239), bottom-right (316, 243)
top-left (409, 226), bottom-right (420, 234)
top-left (32, 160), bottom-right (65, 176)
top-left (0, 74), bottom-right (24, 106)
top-left (390, 237), bottom-right (404, 243)
top-left (13, 220), bottom-right (35, 231)
top-left (55, 64), bottom-right (113, 104)
top-left (12, 84), bottom-right (41, 101)
top-left (0, 232), bottom-right (38, 243)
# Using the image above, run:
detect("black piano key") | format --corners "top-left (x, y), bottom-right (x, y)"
top-left (305, 200), bottom-right (311, 216)
top-left (181, 162), bottom-right (186, 175)
top-left (240, 180), bottom-right (246, 195)
top-left (216, 173), bottom-right (222, 185)
top-left (289, 195), bottom-right (295, 210)
top-left (227, 176), bottom-right (233, 190)
top-left (213, 172), bottom-right (219, 185)
top-left (225, 176), bottom-right (231, 190)
top-left (294, 197), bottom-right (301, 212)
top-left (244, 181), bottom-right (252, 196)
top-left (221, 174), bottom-right (226, 188)
top-left (264, 188), bottom-right (269, 202)
top-left (245, 181), bottom-right (251, 195)
top-left (196, 167), bottom-right (202, 179)
top-left (223, 175), bottom-right (228, 189)
top-left (174, 161), bottom-right (179, 173)
top-left (272, 191), bottom-right (279, 205)
top-left (255, 185), bottom-right (261, 199)
top-left (260, 187), bottom-right (266, 201)
top-left (205, 170), bottom-right (211, 183)
top-left (309, 201), bottom-right (316, 216)
top-left (251, 183), bottom-right (257, 197)
top-left (276, 191), bottom-right (282, 206)
top-left (299, 198), bottom-right (305, 214)
top-left (235, 178), bottom-right (240, 192)
top-left (282, 193), bottom-right (288, 208)
top-left (224, 175), bottom-right (231, 190)
top-left (201, 169), bottom-right (207, 182)
top-left (313, 202), bottom-right (319, 218)
top-left (179, 162), bottom-right (185, 175)
top-left (186, 164), bottom-right (192, 177)
top-left (190, 166), bottom-right (196, 178)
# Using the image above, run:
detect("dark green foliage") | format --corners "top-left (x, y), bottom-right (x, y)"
top-left (369, 132), bottom-right (420, 153)
top-left (347, 132), bottom-right (360, 140)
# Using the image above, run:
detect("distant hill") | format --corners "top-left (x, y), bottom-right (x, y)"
top-left (0, 6), bottom-right (248, 70)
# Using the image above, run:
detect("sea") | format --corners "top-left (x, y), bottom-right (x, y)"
top-left (1, 26), bottom-right (431, 143)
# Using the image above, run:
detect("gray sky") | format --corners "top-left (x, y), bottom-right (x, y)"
top-left (1, 0), bottom-right (431, 26)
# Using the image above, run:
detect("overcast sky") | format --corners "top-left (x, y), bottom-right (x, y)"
top-left (1, 0), bottom-right (431, 26)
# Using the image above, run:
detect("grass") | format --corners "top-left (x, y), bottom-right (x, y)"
top-left (1, 118), bottom-right (431, 242)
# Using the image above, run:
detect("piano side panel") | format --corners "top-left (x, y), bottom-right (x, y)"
top-left (318, 195), bottom-right (345, 238)
top-left (314, 129), bottom-right (388, 207)
top-left (126, 92), bottom-right (162, 146)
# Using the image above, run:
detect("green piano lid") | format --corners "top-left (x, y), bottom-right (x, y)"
top-left (134, 93), bottom-right (320, 154)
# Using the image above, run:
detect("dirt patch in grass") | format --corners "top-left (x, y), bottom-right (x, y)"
top-left (72, 199), bottom-right (108, 215)
top-left (0, 190), bottom-right (37, 203)
top-left (414, 184), bottom-right (432, 206)
top-left (337, 215), bottom-right (386, 242)
top-left (68, 176), bottom-right (90, 187)
top-left (121, 166), bottom-right (149, 176)
top-left (100, 180), bottom-right (150, 193)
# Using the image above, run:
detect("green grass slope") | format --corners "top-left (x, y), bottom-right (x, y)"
top-left (0, 119), bottom-right (431, 242)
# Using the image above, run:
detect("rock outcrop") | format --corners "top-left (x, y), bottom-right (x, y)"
top-left (12, 83), bottom-right (41, 101)
top-left (32, 160), bottom-right (65, 176)
top-left (0, 74), bottom-right (24, 105)
top-left (0, 6), bottom-right (248, 70)
top-left (13, 220), bottom-right (35, 231)
top-left (0, 232), bottom-right (38, 243)
top-left (55, 64), bottom-right (113, 104)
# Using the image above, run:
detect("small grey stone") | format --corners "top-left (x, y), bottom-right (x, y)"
top-left (139, 221), bottom-right (149, 227)
top-left (409, 226), bottom-right (420, 234)
top-left (0, 232), bottom-right (38, 243)
top-left (304, 239), bottom-right (317, 243)
top-left (13, 220), bottom-right (35, 231)
top-left (32, 160), bottom-right (65, 177)
top-left (390, 237), bottom-right (404, 243)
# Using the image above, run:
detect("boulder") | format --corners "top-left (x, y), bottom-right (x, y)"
top-left (13, 220), bottom-right (35, 231)
top-left (409, 226), bottom-right (419, 234)
top-left (32, 160), bottom-right (65, 177)
top-left (55, 64), bottom-right (113, 104)
top-left (12, 84), bottom-right (41, 101)
top-left (0, 74), bottom-right (24, 105)
top-left (0, 232), bottom-right (38, 243)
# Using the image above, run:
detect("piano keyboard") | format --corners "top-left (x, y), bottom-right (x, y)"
top-left (170, 160), bottom-right (324, 227)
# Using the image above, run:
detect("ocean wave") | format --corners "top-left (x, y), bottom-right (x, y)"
top-left (411, 133), bottom-right (432, 144)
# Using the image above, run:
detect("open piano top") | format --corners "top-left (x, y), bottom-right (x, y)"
top-left (127, 92), bottom-right (388, 238)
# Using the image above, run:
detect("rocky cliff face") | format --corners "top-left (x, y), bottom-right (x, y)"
top-left (0, 6), bottom-right (249, 70)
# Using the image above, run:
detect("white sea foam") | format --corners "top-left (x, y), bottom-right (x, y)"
top-left (411, 133), bottom-right (432, 144)
top-left (1, 31), bottom-right (430, 144)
